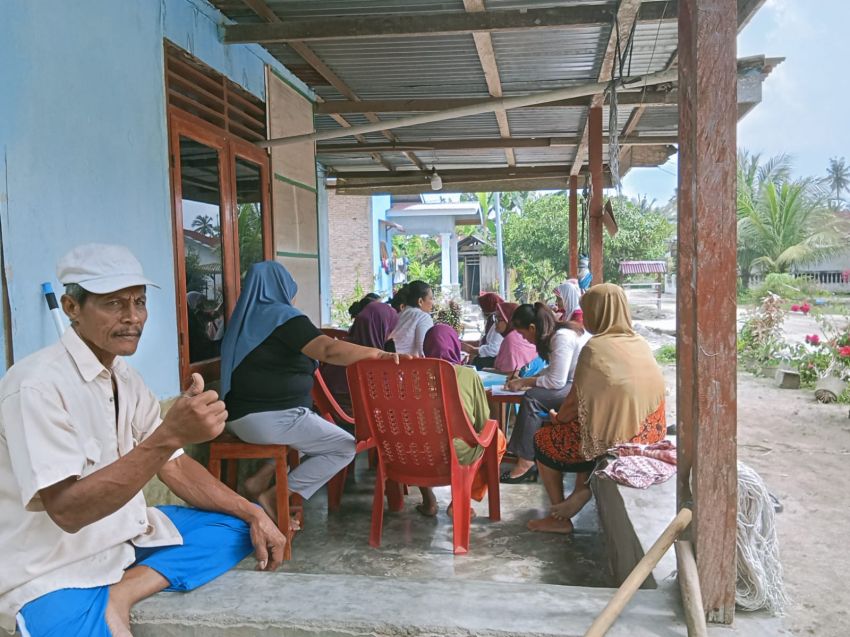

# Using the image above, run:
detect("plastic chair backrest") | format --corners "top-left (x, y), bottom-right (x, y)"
top-left (347, 358), bottom-right (478, 484)
top-left (311, 368), bottom-right (360, 430)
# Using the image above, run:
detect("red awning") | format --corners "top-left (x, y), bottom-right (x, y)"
top-left (619, 261), bottom-right (667, 274)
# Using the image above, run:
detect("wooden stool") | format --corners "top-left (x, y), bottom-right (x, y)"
top-left (207, 432), bottom-right (302, 560)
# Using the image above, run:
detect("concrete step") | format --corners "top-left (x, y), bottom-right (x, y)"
top-left (132, 571), bottom-right (685, 637)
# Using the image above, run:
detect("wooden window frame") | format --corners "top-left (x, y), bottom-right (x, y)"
top-left (168, 107), bottom-right (272, 386)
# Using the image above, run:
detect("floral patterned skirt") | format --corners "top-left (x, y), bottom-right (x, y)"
top-left (534, 400), bottom-right (667, 473)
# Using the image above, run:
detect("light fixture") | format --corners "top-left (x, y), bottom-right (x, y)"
top-left (429, 166), bottom-right (443, 191)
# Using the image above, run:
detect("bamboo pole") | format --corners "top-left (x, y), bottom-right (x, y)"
top-left (259, 68), bottom-right (678, 148)
top-left (676, 540), bottom-right (708, 637)
top-left (584, 507), bottom-right (693, 637)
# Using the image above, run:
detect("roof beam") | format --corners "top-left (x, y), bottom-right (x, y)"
top-left (334, 166), bottom-right (583, 182)
top-left (464, 0), bottom-right (514, 166)
top-left (572, 0), bottom-right (644, 176)
top-left (314, 89), bottom-right (679, 114)
top-left (223, 4), bottom-right (680, 44)
top-left (317, 134), bottom-right (677, 154)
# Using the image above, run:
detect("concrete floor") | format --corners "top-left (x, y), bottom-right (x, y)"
top-left (234, 457), bottom-right (614, 589)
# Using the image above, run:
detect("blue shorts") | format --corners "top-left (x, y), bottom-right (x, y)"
top-left (16, 506), bottom-right (253, 637)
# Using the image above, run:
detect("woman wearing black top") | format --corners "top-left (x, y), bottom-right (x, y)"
top-left (220, 262), bottom-right (398, 520)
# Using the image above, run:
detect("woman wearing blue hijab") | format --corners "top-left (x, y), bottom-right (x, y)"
top-left (221, 261), bottom-right (398, 520)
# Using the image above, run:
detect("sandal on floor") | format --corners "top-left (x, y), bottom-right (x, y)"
top-left (500, 466), bottom-right (538, 484)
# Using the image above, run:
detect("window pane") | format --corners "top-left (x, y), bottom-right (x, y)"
top-left (234, 157), bottom-right (265, 281)
top-left (179, 136), bottom-right (225, 364)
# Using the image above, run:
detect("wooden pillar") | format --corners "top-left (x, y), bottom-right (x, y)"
top-left (587, 106), bottom-right (604, 284)
top-left (569, 174), bottom-right (579, 277)
top-left (677, 0), bottom-right (738, 624)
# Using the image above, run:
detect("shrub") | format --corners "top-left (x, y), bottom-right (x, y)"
top-left (655, 344), bottom-right (676, 364)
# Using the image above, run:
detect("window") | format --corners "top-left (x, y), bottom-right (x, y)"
top-left (167, 45), bottom-right (271, 385)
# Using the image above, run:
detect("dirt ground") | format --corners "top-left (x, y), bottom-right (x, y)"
top-left (661, 367), bottom-right (850, 636)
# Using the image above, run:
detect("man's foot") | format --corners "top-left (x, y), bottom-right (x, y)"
top-left (527, 515), bottom-right (574, 534)
top-left (257, 490), bottom-right (301, 531)
top-left (550, 488), bottom-right (592, 520)
top-left (105, 595), bottom-right (133, 637)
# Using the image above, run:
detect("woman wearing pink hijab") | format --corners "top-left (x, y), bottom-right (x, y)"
top-left (493, 302), bottom-right (539, 375)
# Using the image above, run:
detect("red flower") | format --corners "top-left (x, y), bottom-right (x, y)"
top-left (791, 304), bottom-right (800, 312)
top-left (805, 334), bottom-right (821, 345)
top-left (839, 346), bottom-right (850, 358)
top-left (801, 303), bottom-right (811, 314)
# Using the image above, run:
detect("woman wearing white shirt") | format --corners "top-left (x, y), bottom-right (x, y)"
top-left (387, 280), bottom-right (434, 356)
top-left (501, 303), bottom-right (590, 482)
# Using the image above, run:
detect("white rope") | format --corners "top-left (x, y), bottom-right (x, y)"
top-left (735, 461), bottom-right (788, 614)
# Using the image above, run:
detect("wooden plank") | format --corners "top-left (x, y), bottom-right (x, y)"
top-left (676, 0), bottom-right (738, 624)
top-left (569, 174), bottom-right (579, 277)
top-left (587, 106), bottom-right (604, 284)
top-left (314, 89), bottom-right (680, 114)
top-left (463, 0), bottom-right (515, 166)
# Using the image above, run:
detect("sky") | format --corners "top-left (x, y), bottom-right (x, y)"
top-left (621, 0), bottom-right (850, 204)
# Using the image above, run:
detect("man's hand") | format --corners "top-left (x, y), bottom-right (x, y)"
top-left (160, 373), bottom-right (227, 447)
top-left (248, 510), bottom-right (287, 571)
top-left (505, 377), bottom-right (529, 392)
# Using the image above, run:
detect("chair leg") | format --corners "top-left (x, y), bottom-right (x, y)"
top-left (450, 468), bottom-right (473, 555)
top-left (386, 479), bottom-right (405, 512)
top-left (287, 448), bottom-right (304, 529)
top-left (208, 454), bottom-right (222, 481)
top-left (274, 451), bottom-right (292, 561)
top-left (225, 459), bottom-right (238, 490)
top-left (485, 442), bottom-right (501, 522)
top-left (369, 464), bottom-right (386, 548)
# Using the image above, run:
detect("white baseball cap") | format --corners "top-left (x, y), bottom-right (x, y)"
top-left (56, 244), bottom-right (159, 294)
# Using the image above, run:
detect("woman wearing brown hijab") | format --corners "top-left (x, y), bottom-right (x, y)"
top-left (528, 284), bottom-right (667, 534)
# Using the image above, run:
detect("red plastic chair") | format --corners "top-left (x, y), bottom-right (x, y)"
top-left (347, 358), bottom-right (501, 554)
top-left (321, 327), bottom-right (349, 340)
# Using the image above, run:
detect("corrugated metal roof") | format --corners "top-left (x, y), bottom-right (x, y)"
top-left (204, 0), bottom-right (773, 191)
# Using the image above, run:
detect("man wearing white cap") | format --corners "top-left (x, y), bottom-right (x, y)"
top-left (0, 244), bottom-right (286, 637)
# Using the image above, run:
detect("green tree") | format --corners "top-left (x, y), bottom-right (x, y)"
top-left (602, 197), bottom-right (675, 283)
top-left (237, 203), bottom-right (264, 278)
top-left (191, 214), bottom-right (216, 236)
top-left (827, 156), bottom-right (850, 209)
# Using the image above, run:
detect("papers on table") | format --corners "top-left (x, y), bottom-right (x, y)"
top-left (475, 370), bottom-right (508, 388)
top-left (489, 385), bottom-right (526, 396)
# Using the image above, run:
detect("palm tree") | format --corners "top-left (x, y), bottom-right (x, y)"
top-left (738, 177), bottom-right (842, 275)
top-left (191, 214), bottom-right (216, 236)
top-left (736, 151), bottom-right (793, 288)
top-left (827, 157), bottom-right (850, 209)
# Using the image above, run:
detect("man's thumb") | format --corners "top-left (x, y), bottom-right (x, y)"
top-left (183, 372), bottom-right (204, 397)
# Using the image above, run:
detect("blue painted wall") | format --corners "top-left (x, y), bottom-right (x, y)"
top-left (0, 0), bottom-right (311, 398)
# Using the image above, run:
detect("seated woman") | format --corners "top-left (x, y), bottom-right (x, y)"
top-left (463, 292), bottom-right (505, 369)
top-left (529, 283), bottom-right (666, 534)
top-left (417, 324), bottom-right (507, 516)
top-left (322, 300), bottom-right (399, 413)
top-left (387, 280), bottom-right (434, 356)
top-left (492, 301), bottom-right (539, 375)
top-left (221, 261), bottom-right (399, 522)
top-left (554, 281), bottom-right (583, 323)
top-left (347, 292), bottom-right (381, 324)
top-left (501, 303), bottom-right (591, 483)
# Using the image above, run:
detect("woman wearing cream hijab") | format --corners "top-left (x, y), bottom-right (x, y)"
top-left (529, 284), bottom-right (667, 534)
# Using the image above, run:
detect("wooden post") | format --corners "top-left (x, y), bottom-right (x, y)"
top-left (677, 0), bottom-right (738, 624)
top-left (587, 106), bottom-right (604, 284)
top-left (569, 174), bottom-right (579, 277)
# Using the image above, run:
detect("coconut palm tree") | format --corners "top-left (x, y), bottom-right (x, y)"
top-left (191, 214), bottom-right (216, 236)
top-left (827, 156), bottom-right (850, 209)
top-left (738, 177), bottom-right (842, 275)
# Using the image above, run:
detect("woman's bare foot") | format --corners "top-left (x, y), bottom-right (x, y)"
top-left (105, 595), bottom-right (133, 637)
top-left (527, 515), bottom-right (574, 534)
top-left (550, 487), bottom-right (592, 520)
top-left (446, 502), bottom-right (476, 520)
top-left (416, 487), bottom-right (438, 516)
top-left (257, 488), bottom-right (301, 531)
top-left (242, 463), bottom-right (275, 501)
